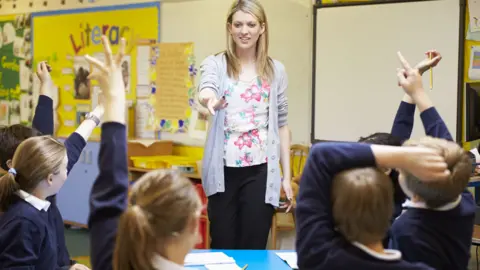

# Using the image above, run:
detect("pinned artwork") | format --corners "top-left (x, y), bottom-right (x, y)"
top-left (150, 43), bottom-right (196, 133)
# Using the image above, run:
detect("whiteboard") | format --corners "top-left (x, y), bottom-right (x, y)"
top-left (313, 0), bottom-right (460, 142)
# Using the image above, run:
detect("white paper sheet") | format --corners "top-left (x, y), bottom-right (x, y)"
top-left (184, 252), bottom-right (235, 266)
top-left (205, 263), bottom-right (241, 270)
top-left (469, 46), bottom-right (480, 80)
top-left (276, 252), bottom-right (298, 269)
top-left (469, 0), bottom-right (480, 32)
top-left (136, 45), bottom-right (151, 85)
top-left (136, 85), bottom-right (151, 98)
top-left (19, 60), bottom-right (30, 90)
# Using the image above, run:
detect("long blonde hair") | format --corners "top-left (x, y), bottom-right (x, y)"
top-left (226, 0), bottom-right (274, 82)
top-left (113, 170), bottom-right (202, 270)
top-left (0, 136), bottom-right (66, 211)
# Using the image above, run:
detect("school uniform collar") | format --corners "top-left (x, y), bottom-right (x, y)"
top-left (151, 254), bottom-right (186, 270)
top-left (352, 242), bottom-right (402, 261)
top-left (402, 195), bottom-right (461, 211)
top-left (16, 190), bottom-right (51, 211)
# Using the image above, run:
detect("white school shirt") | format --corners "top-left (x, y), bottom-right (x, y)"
top-left (151, 255), bottom-right (187, 270)
top-left (16, 190), bottom-right (51, 211)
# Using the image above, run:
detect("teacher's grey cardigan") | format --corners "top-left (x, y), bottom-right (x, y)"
top-left (198, 52), bottom-right (289, 207)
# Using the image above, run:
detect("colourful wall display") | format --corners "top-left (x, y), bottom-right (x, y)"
top-left (32, 2), bottom-right (160, 139)
top-left (149, 43), bottom-right (197, 133)
top-left (0, 13), bottom-right (34, 126)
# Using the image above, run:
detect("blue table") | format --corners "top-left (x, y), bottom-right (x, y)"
top-left (188, 250), bottom-right (294, 270)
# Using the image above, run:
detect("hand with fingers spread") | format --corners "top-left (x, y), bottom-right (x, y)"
top-left (396, 52), bottom-right (424, 97)
top-left (202, 95), bottom-right (227, 115)
top-left (415, 50), bottom-right (442, 75)
top-left (85, 35), bottom-right (126, 124)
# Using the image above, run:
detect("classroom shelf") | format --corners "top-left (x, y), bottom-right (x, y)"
top-left (128, 166), bottom-right (201, 180)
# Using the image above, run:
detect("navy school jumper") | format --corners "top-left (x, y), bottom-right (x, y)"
top-left (88, 122), bottom-right (128, 270)
top-left (0, 95), bottom-right (86, 269)
top-left (295, 142), bottom-right (433, 270)
top-left (389, 107), bottom-right (476, 270)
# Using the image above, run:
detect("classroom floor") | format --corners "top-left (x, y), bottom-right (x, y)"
top-left (65, 227), bottom-right (480, 269)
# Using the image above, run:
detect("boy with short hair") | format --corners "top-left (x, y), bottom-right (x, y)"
top-left (388, 52), bottom-right (475, 270)
top-left (359, 50), bottom-right (443, 221)
top-left (295, 139), bottom-right (446, 270)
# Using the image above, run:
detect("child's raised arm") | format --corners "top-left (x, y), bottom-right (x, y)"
top-left (87, 36), bottom-right (127, 270)
top-left (296, 142), bottom-right (449, 269)
top-left (32, 61), bottom-right (54, 135)
top-left (396, 51), bottom-right (452, 141)
top-left (296, 142), bottom-right (378, 268)
top-left (391, 50), bottom-right (442, 141)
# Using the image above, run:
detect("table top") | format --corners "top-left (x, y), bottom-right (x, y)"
top-left (188, 250), bottom-right (294, 270)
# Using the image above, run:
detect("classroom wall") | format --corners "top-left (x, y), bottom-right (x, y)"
top-left (0, 0), bottom-right (313, 145)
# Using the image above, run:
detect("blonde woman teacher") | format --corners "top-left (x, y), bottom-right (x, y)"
top-left (198, 0), bottom-right (292, 250)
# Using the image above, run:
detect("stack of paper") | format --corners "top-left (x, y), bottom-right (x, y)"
top-left (204, 263), bottom-right (242, 270)
top-left (276, 252), bottom-right (298, 269)
top-left (136, 46), bottom-right (151, 87)
top-left (184, 252), bottom-right (235, 266)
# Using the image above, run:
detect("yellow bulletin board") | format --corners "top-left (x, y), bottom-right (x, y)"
top-left (31, 2), bottom-right (160, 139)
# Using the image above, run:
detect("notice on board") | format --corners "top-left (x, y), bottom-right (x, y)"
top-left (154, 43), bottom-right (191, 121)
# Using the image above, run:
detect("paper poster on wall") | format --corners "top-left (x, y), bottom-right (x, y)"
top-left (469, 0), bottom-right (480, 32)
top-left (152, 43), bottom-right (196, 133)
top-left (73, 56), bottom-right (91, 100)
top-left (32, 2), bottom-right (160, 138)
top-left (121, 56), bottom-right (131, 93)
top-left (0, 13), bottom-right (34, 126)
top-left (0, 101), bottom-right (9, 125)
top-left (467, 24), bottom-right (480, 41)
top-left (19, 94), bottom-right (31, 122)
top-left (75, 104), bottom-right (90, 125)
top-left (188, 110), bottom-right (209, 140)
top-left (469, 46), bottom-right (480, 80)
top-left (136, 45), bottom-right (150, 86)
top-left (9, 100), bottom-right (20, 124)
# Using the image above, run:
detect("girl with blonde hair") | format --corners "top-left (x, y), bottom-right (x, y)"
top-left (0, 135), bottom-right (75, 269)
top-left (198, 0), bottom-right (292, 249)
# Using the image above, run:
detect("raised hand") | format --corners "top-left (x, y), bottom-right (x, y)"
top-left (36, 61), bottom-right (52, 84)
top-left (396, 52), bottom-right (424, 97)
top-left (84, 36), bottom-right (126, 124)
top-left (414, 50), bottom-right (442, 75)
top-left (85, 36), bottom-right (126, 100)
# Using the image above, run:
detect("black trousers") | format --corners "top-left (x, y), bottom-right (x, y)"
top-left (208, 163), bottom-right (274, 249)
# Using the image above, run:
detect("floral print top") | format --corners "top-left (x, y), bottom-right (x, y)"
top-left (224, 76), bottom-right (270, 167)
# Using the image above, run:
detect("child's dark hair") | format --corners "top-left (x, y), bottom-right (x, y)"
top-left (359, 132), bottom-right (402, 146)
top-left (0, 125), bottom-right (43, 171)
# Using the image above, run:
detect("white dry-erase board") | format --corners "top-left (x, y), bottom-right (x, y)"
top-left (313, 0), bottom-right (460, 142)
